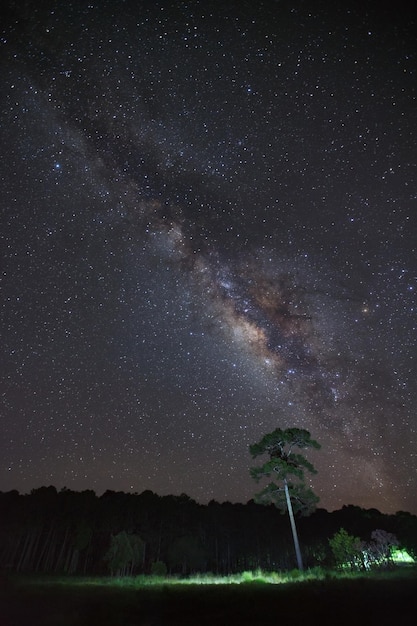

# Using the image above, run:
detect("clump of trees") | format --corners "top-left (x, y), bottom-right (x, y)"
top-left (0, 487), bottom-right (415, 577)
top-left (368, 529), bottom-right (400, 566)
top-left (329, 527), bottom-right (400, 570)
top-left (104, 531), bottom-right (144, 576)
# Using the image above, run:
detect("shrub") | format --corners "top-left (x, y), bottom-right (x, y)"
top-left (329, 528), bottom-right (364, 569)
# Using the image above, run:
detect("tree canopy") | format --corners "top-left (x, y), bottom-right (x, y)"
top-left (249, 427), bottom-right (321, 515)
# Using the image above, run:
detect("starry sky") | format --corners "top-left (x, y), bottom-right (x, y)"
top-left (1, 0), bottom-right (416, 515)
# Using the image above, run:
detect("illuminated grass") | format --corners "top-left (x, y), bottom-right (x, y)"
top-left (23, 568), bottom-right (319, 588)
top-left (23, 563), bottom-right (416, 590)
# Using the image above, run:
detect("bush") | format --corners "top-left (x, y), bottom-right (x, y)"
top-left (329, 528), bottom-right (364, 569)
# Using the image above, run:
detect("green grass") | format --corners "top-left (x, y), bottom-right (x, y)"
top-left (28, 567), bottom-right (318, 588)
top-left (2, 567), bottom-right (416, 626)
top-left (19, 563), bottom-right (414, 587)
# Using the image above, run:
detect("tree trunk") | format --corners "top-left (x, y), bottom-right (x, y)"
top-left (55, 526), bottom-right (70, 572)
top-left (284, 479), bottom-right (303, 570)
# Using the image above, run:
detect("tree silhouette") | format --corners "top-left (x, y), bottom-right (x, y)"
top-left (2, 485), bottom-right (415, 576)
top-left (249, 427), bottom-right (320, 570)
top-left (104, 531), bottom-right (144, 576)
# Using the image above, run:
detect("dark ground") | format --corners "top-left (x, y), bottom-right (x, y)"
top-left (1, 571), bottom-right (416, 626)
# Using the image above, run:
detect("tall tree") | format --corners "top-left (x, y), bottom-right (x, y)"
top-left (249, 427), bottom-right (320, 570)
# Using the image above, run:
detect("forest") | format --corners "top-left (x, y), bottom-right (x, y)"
top-left (1, 486), bottom-right (416, 577)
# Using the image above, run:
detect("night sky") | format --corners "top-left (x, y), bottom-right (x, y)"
top-left (1, 0), bottom-right (416, 515)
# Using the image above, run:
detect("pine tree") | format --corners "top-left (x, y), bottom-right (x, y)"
top-left (249, 427), bottom-right (320, 570)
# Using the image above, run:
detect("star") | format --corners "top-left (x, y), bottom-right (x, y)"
top-left (0, 0), bottom-right (416, 515)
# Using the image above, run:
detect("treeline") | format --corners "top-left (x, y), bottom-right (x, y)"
top-left (0, 487), bottom-right (416, 576)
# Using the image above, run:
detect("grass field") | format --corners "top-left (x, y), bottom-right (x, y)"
top-left (1, 567), bottom-right (416, 625)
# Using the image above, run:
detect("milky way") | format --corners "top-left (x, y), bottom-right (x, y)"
top-left (1, 0), bottom-right (416, 513)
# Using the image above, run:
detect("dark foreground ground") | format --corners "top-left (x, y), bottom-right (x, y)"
top-left (1, 570), bottom-right (416, 626)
